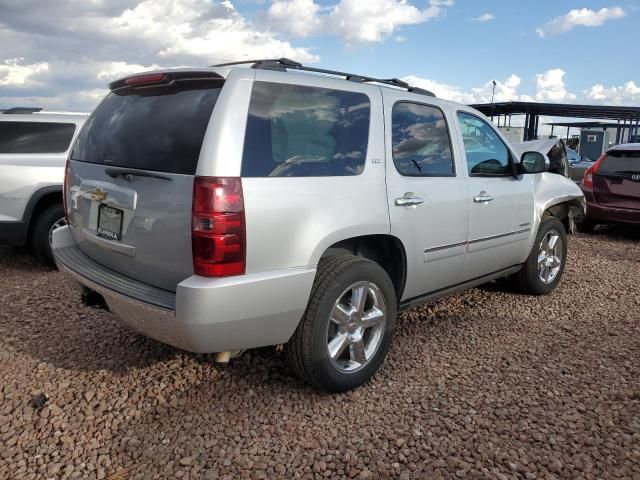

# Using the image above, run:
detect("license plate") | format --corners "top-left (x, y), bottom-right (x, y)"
top-left (97, 204), bottom-right (123, 241)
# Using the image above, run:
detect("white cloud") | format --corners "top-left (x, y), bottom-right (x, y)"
top-left (536, 7), bottom-right (626, 37)
top-left (261, 0), bottom-right (322, 37)
top-left (402, 69), bottom-right (580, 105)
top-left (113, 0), bottom-right (318, 63)
top-left (472, 13), bottom-right (495, 22)
top-left (0, 0), bottom-right (318, 111)
top-left (534, 69), bottom-right (576, 102)
top-left (584, 81), bottom-right (640, 105)
top-left (330, 0), bottom-right (448, 45)
top-left (259, 0), bottom-right (453, 45)
top-left (402, 73), bottom-right (524, 104)
top-left (0, 58), bottom-right (49, 87)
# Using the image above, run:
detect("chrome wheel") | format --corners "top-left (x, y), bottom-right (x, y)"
top-left (48, 217), bottom-right (67, 246)
top-left (538, 229), bottom-right (563, 284)
top-left (326, 281), bottom-right (386, 373)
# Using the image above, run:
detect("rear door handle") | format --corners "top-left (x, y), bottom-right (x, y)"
top-left (473, 191), bottom-right (494, 204)
top-left (395, 193), bottom-right (424, 207)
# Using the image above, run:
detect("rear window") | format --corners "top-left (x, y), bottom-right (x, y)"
top-left (241, 82), bottom-right (370, 177)
top-left (71, 80), bottom-right (222, 175)
top-left (600, 151), bottom-right (640, 174)
top-left (0, 121), bottom-right (75, 154)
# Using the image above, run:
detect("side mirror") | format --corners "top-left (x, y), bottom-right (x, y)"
top-left (520, 151), bottom-right (549, 174)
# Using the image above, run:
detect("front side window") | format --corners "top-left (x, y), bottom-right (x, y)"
top-left (392, 102), bottom-right (454, 176)
top-left (457, 112), bottom-right (511, 176)
top-left (0, 121), bottom-right (76, 154)
top-left (241, 82), bottom-right (371, 177)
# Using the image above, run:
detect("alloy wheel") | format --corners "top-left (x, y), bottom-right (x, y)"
top-left (326, 281), bottom-right (386, 373)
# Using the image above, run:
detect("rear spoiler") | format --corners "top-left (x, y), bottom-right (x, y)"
top-left (109, 71), bottom-right (224, 91)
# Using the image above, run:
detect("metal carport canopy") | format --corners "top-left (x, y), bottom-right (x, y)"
top-left (470, 101), bottom-right (640, 121)
top-left (469, 101), bottom-right (640, 142)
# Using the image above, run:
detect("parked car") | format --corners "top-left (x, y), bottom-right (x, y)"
top-left (577, 143), bottom-right (640, 232)
top-left (0, 108), bottom-right (87, 262)
top-left (512, 139), bottom-right (571, 178)
top-left (52, 59), bottom-right (585, 392)
top-left (567, 147), bottom-right (595, 183)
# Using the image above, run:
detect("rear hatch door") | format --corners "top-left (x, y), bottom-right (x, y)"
top-left (593, 150), bottom-right (640, 210)
top-left (66, 71), bottom-right (223, 291)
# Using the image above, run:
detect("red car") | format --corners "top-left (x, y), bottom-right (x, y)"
top-left (578, 143), bottom-right (640, 231)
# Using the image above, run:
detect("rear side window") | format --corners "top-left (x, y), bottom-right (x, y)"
top-left (71, 80), bottom-right (222, 175)
top-left (0, 121), bottom-right (75, 154)
top-left (392, 102), bottom-right (454, 176)
top-left (241, 82), bottom-right (370, 177)
top-left (599, 151), bottom-right (640, 174)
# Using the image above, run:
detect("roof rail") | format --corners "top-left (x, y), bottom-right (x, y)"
top-left (212, 58), bottom-right (436, 97)
top-left (2, 107), bottom-right (43, 114)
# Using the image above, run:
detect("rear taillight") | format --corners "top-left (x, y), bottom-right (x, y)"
top-left (582, 153), bottom-right (606, 189)
top-left (63, 159), bottom-right (71, 221)
top-left (192, 177), bottom-right (246, 277)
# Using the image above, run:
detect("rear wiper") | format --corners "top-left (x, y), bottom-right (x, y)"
top-left (104, 167), bottom-right (172, 181)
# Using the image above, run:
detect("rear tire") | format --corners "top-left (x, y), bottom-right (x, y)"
top-left (286, 255), bottom-right (397, 392)
top-left (517, 216), bottom-right (567, 295)
top-left (31, 204), bottom-right (66, 265)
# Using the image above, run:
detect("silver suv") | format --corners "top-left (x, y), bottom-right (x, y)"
top-left (0, 108), bottom-right (87, 262)
top-left (53, 59), bottom-right (585, 392)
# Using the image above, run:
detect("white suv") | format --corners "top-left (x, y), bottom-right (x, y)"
top-left (0, 108), bottom-right (87, 262)
top-left (53, 59), bottom-right (584, 392)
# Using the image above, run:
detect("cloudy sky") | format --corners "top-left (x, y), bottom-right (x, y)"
top-left (0, 0), bottom-right (637, 112)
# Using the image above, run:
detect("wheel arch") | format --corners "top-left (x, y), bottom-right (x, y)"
top-left (319, 234), bottom-right (407, 303)
top-left (23, 186), bottom-right (63, 245)
top-left (542, 198), bottom-right (585, 234)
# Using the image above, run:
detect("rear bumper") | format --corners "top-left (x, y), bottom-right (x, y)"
top-left (583, 191), bottom-right (640, 225)
top-left (52, 226), bottom-right (316, 353)
top-left (0, 221), bottom-right (28, 246)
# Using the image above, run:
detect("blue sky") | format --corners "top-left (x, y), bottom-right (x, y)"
top-left (243, 0), bottom-right (637, 92)
top-left (0, 0), bottom-right (637, 111)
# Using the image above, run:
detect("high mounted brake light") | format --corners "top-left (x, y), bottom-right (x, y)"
top-left (192, 177), bottom-right (246, 277)
top-left (124, 73), bottom-right (168, 86)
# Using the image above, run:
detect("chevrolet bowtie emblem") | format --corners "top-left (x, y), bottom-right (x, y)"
top-left (87, 187), bottom-right (108, 202)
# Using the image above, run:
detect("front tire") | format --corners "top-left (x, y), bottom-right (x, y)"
top-left (286, 255), bottom-right (397, 392)
top-left (31, 204), bottom-right (66, 264)
top-left (517, 216), bottom-right (567, 295)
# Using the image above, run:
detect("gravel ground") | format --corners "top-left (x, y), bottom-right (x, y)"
top-left (1, 227), bottom-right (639, 480)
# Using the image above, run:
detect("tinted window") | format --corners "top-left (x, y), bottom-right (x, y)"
top-left (457, 112), bottom-right (511, 176)
top-left (71, 80), bottom-right (222, 175)
top-left (600, 151), bottom-right (640, 174)
top-left (241, 82), bottom-right (370, 177)
top-left (0, 121), bottom-right (75, 154)
top-left (392, 102), bottom-right (454, 176)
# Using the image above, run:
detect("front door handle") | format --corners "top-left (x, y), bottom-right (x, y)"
top-left (473, 191), bottom-right (494, 204)
top-left (395, 192), bottom-right (424, 207)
